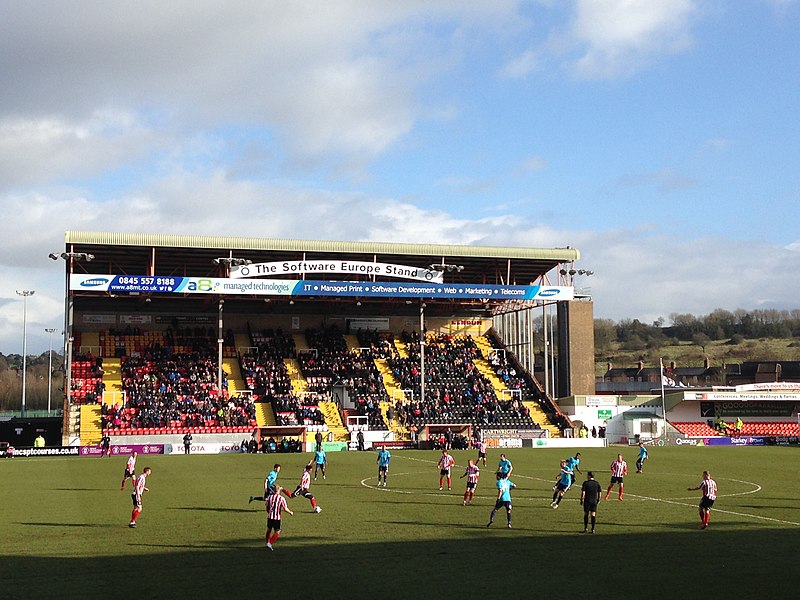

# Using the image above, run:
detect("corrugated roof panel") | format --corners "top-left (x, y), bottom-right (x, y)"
top-left (64, 231), bottom-right (580, 261)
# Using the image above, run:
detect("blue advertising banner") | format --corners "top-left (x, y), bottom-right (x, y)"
top-left (702, 436), bottom-right (768, 446)
top-left (71, 274), bottom-right (574, 301)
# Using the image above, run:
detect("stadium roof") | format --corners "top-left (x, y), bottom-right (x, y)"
top-left (61, 231), bottom-right (580, 286)
top-left (58, 231), bottom-right (581, 316)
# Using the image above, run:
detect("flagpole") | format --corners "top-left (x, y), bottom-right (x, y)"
top-left (660, 358), bottom-right (667, 441)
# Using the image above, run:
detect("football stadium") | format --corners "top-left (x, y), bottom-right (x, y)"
top-left (2, 231), bottom-right (800, 599)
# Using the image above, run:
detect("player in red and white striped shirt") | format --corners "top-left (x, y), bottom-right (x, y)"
top-left (282, 463), bottom-right (321, 512)
top-left (476, 440), bottom-right (487, 466)
top-left (128, 467), bottom-right (151, 528)
top-left (605, 454), bottom-right (628, 501)
top-left (688, 470), bottom-right (718, 529)
top-left (120, 451), bottom-right (137, 490)
top-left (460, 459), bottom-right (480, 505)
top-left (265, 485), bottom-right (294, 550)
top-left (438, 450), bottom-right (456, 491)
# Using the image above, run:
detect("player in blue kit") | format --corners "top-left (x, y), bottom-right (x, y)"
top-left (497, 454), bottom-right (513, 478)
top-left (376, 444), bottom-right (391, 487)
top-left (314, 448), bottom-right (327, 480)
top-left (636, 443), bottom-right (649, 473)
top-left (550, 460), bottom-right (573, 508)
top-left (249, 463), bottom-right (281, 503)
top-left (487, 472), bottom-right (516, 528)
top-left (565, 452), bottom-right (582, 485)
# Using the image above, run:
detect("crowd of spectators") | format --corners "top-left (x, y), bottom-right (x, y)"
top-left (87, 324), bottom-right (547, 436)
top-left (109, 340), bottom-right (256, 430)
top-left (298, 326), bottom-right (389, 430)
top-left (355, 328), bottom-right (395, 359)
top-left (241, 435), bottom-right (302, 453)
top-left (388, 332), bottom-right (539, 430)
top-left (272, 394), bottom-right (326, 426)
top-left (241, 330), bottom-right (295, 399)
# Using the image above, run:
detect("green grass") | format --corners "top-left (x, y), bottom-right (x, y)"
top-left (596, 337), bottom-right (800, 376)
top-left (2, 447), bottom-right (800, 599)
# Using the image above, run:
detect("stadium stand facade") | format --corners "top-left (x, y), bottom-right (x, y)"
top-left (53, 232), bottom-right (587, 449)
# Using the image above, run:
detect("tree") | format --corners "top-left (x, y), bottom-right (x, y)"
top-left (691, 333), bottom-right (711, 353)
top-left (594, 319), bottom-right (616, 353)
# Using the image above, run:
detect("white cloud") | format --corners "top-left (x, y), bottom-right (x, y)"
top-left (561, 228), bottom-right (800, 324)
top-left (519, 155), bottom-right (549, 172)
top-left (0, 112), bottom-right (161, 190)
top-left (3, 170), bottom-right (800, 352)
top-left (0, 1), bottom-right (525, 171)
top-left (500, 49), bottom-right (540, 79)
top-left (570, 0), bottom-right (697, 78)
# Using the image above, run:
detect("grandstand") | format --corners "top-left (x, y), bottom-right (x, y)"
top-left (54, 232), bottom-right (585, 450)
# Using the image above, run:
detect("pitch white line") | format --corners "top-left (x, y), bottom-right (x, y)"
top-left (387, 454), bottom-right (800, 526)
top-left (626, 492), bottom-right (800, 527)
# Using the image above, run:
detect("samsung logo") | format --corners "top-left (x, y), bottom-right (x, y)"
top-left (538, 288), bottom-right (561, 297)
top-left (80, 278), bottom-right (110, 287)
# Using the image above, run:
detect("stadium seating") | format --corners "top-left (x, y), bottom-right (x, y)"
top-left (78, 324), bottom-right (558, 438)
top-left (737, 422), bottom-right (800, 436)
top-left (671, 422), bottom-right (722, 437)
top-left (386, 331), bottom-right (540, 432)
top-left (672, 421), bottom-right (799, 437)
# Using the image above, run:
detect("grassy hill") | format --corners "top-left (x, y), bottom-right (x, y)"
top-left (596, 337), bottom-right (800, 377)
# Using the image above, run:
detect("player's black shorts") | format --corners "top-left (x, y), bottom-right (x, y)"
top-left (440, 469), bottom-right (451, 477)
top-left (131, 493), bottom-right (142, 509)
top-left (466, 481), bottom-right (477, 491)
top-left (494, 499), bottom-right (512, 511)
top-left (266, 518), bottom-right (282, 532)
top-left (378, 466), bottom-right (388, 473)
top-left (478, 452), bottom-right (486, 459)
top-left (610, 476), bottom-right (624, 484)
top-left (700, 496), bottom-right (715, 510)
top-left (555, 482), bottom-right (569, 492)
top-left (584, 501), bottom-right (598, 513)
top-left (292, 486), bottom-right (313, 499)
top-left (123, 469), bottom-right (134, 479)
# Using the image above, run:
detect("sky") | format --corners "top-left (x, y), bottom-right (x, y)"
top-left (1, 0), bottom-right (799, 355)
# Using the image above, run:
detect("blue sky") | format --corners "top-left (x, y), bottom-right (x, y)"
top-left (1, 0), bottom-right (799, 354)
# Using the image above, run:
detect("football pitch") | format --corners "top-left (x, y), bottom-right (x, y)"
top-left (2, 446), bottom-right (799, 599)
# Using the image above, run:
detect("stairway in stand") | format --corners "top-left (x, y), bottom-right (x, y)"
top-left (476, 335), bottom-right (561, 438)
top-left (284, 358), bottom-right (308, 395)
top-left (522, 401), bottom-right (560, 437)
top-left (223, 357), bottom-right (245, 396)
top-left (255, 402), bottom-right (276, 427)
top-left (80, 404), bottom-right (102, 445)
top-left (319, 401), bottom-right (349, 442)
top-left (344, 334), bottom-right (360, 352)
top-left (101, 358), bottom-right (124, 405)
top-left (394, 341), bottom-right (410, 359)
top-left (374, 358), bottom-right (410, 440)
top-left (234, 333), bottom-right (251, 354)
top-left (292, 333), bottom-right (308, 353)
